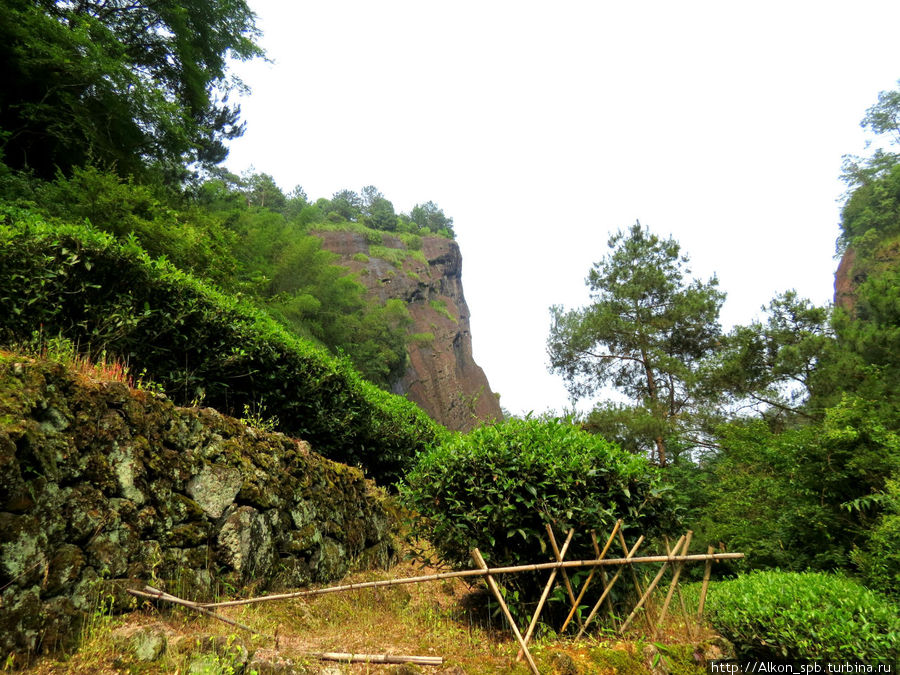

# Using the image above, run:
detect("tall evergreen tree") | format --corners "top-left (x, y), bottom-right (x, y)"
top-left (547, 223), bottom-right (724, 466)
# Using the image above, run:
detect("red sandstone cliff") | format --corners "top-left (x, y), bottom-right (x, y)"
top-left (314, 230), bottom-right (502, 431)
top-left (834, 246), bottom-right (859, 313)
top-left (834, 237), bottom-right (900, 314)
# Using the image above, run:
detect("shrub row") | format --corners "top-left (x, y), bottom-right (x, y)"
top-left (707, 571), bottom-right (899, 661)
top-left (0, 205), bottom-right (443, 484)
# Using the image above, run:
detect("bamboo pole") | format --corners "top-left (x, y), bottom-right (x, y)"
top-left (664, 537), bottom-right (696, 641)
top-left (198, 552), bottom-right (744, 609)
top-left (575, 535), bottom-right (645, 640)
top-left (654, 531), bottom-right (692, 638)
top-left (618, 535), bottom-right (685, 634)
top-left (516, 528), bottom-right (574, 662)
top-left (677, 587), bottom-right (694, 641)
top-left (128, 586), bottom-right (261, 636)
top-left (559, 521), bottom-right (621, 634)
top-left (304, 652), bottom-right (444, 666)
top-left (619, 528), bottom-right (654, 630)
top-left (594, 530), bottom-right (617, 625)
top-left (697, 545), bottom-right (715, 618)
top-left (471, 548), bottom-right (540, 675)
top-left (545, 524), bottom-right (582, 629)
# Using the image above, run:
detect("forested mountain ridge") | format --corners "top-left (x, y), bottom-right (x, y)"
top-left (0, 166), bottom-right (501, 429)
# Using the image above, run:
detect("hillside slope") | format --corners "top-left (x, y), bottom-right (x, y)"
top-left (0, 207), bottom-right (443, 485)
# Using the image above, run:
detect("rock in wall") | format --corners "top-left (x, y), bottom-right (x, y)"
top-left (315, 230), bottom-right (502, 431)
top-left (0, 357), bottom-right (398, 655)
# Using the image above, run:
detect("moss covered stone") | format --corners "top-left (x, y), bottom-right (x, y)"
top-left (0, 357), bottom-right (399, 655)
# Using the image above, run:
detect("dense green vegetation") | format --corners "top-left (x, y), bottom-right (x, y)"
top-left (402, 417), bottom-right (674, 569)
top-left (0, 164), bottom-right (455, 388)
top-left (706, 571), bottom-right (900, 660)
top-left (0, 0), bottom-right (262, 181)
top-left (546, 83), bottom-right (900, 617)
top-left (0, 205), bottom-right (444, 484)
top-left (401, 416), bottom-right (676, 621)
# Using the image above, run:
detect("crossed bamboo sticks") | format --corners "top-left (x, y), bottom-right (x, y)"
top-left (129, 521), bottom-right (741, 673)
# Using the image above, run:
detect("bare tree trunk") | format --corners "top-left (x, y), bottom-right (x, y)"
top-left (640, 349), bottom-right (668, 467)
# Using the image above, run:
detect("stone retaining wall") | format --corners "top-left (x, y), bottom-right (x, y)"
top-left (0, 357), bottom-right (398, 654)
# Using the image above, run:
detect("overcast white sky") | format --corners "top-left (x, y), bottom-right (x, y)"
top-left (225, 0), bottom-right (900, 417)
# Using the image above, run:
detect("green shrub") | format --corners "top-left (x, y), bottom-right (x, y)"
top-left (428, 299), bottom-right (456, 323)
top-left (401, 417), bottom-right (675, 571)
top-left (0, 205), bottom-right (443, 484)
top-left (706, 571), bottom-right (900, 661)
top-left (369, 244), bottom-right (407, 268)
top-left (851, 476), bottom-right (900, 598)
top-left (409, 332), bottom-right (435, 347)
top-left (398, 233), bottom-right (422, 251)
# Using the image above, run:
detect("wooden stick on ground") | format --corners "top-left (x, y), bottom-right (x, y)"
top-left (559, 521), bottom-right (621, 634)
top-left (304, 652), bottom-right (443, 666)
top-left (471, 548), bottom-right (540, 675)
top-left (575, 535), bottom-right (645, 640)
top-left (654, 531), bottom-right (692, 638)
top-left (128, 586), bottom-right (261, 636)
top-left (545, 524), bottom-right (582, 630)
top-left (619, 535), bottom-right (685, 635)
top-left (516, 528), bottom-right (574, 662)
top-left (697, 544), bottom-right (716, 618)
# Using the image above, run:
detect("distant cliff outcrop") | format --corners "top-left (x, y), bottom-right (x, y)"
top-left (834, 236), bottom-right (900, 314)
top-left (315, 230), bottom-right (502, 431)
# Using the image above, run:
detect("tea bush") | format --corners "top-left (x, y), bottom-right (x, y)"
top-left (0, 205), bottom-right (443, 484)
top-left (401, 416), bottom-right (676, 571)
top-left (706, 571), bottom-right (899, 661)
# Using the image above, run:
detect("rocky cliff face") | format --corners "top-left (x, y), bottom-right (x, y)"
top-left (315, 230), bottom-right (502, 431)
top-left (834, 246), bottom-right (860, 313)
top-left (834, 237), bottom-right (900, 313)
top-left (0, 357), bottom-right (397, 654)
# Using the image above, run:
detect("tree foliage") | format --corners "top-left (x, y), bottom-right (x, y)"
top-left (704, 291), bottom-right (836, 421)
top-left (681, 396), bottom-right (900, 572)
top-left (548, 223), bottom-right (724, 465)
top-left (401, 416), bottom-right (675, 612)
top-left (409, 200), bottom-right (454, 237)
top-left (0, 0), bottom-right (262, 179)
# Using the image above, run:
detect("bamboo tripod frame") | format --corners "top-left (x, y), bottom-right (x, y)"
top-left (129, 521), bottom-right (742, 673)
